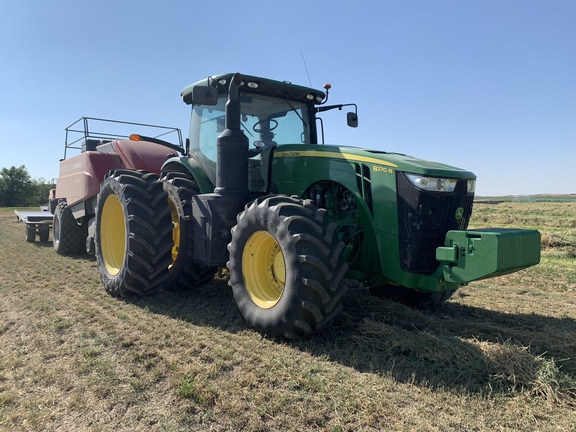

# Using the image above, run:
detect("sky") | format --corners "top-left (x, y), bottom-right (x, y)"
top-left (0, 0), bottom-right (574, 196)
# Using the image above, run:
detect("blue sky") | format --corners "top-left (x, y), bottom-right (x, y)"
top-left (1, 0), bottom-right (574, 196)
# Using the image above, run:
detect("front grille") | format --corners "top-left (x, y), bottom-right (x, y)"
top-left (396, 172), bottom-right (473, 274)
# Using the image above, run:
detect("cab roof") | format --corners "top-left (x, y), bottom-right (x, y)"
top-left (181, 73), bottom-right (326, 105)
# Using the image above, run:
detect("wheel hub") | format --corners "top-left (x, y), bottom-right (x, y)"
top-left (101, 194), bottom-right (126, 276)
top-left (242, 230), bottom-right (286, 308)
top-left (168, 197), bottom-right (180, 267)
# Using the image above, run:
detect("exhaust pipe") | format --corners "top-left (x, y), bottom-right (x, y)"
top-left (215, 72), bottom-right (249, 197)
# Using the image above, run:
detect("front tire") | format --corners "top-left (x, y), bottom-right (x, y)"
top-left (95, 170), bottom-right (173, 298)
top-left (228, 195), bottom-right (349, 339)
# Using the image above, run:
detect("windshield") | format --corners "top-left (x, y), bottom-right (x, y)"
top-left (189, 93), bottom-right (311, 186)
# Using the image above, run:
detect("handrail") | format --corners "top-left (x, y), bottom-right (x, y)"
top-left (63, 116), bottom-right (184, 159)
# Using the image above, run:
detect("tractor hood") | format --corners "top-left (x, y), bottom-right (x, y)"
top-left (273, 144), bottom-right (476, 180)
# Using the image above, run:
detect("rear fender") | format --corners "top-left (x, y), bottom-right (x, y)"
top-left (161, 156), bottom-right (214, 193)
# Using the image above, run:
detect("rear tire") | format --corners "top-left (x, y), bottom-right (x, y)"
top-left (53, 202), bottom-right (86, 255)
top-left (95, 170), bottom-right (173, 298)
top-left (228, 195), bottom-right (349, 339)
top-left (162, 172), bottom-right (216, 291)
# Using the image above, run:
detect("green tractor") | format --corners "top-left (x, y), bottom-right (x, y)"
top-left (94, 72), bottom-right (541, 338)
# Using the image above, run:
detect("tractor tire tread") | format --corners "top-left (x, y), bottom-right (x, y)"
top-left (161, 172), bottom-right (216, 290)
top-left (53, 202), bottom-right (87, 255)
top-left (95, 170), bottom-right (173, 298)
top-left (228, 195), bottom-right (349, 339)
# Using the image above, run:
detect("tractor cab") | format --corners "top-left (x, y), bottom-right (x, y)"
top-left (183, 74), bottom-right (320, 191)
top-left (188, 91), bottom-right (313, 191)
top-left (181, 73), bottom-right (357, 192)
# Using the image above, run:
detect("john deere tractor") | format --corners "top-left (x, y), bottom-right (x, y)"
top-left (93, 72), bottom-right (541, 338)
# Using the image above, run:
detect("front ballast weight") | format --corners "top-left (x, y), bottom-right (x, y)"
top-left (437, 228), bottom-right (541, 284)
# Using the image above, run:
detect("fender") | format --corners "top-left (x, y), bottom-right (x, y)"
top-left (161, 156), bottom-right (214, 193)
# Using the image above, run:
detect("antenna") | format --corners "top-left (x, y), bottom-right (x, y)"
top-left (300, 51), bottom-right (312, 87)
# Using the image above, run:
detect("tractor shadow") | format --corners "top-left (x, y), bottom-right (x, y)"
top-left (31, 240), bottom-right (98, 261)
top-left (135, 274), bottom-right (247, 333)
top-left (31, 239), bottom-right (54, 247)
top-left (135, 277), bottom-right (576, 397)
top-left (298, 282), bottom-right (576, 396)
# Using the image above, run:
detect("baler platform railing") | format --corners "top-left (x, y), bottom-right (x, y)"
top-left (63, 116), bottom-right (184, 159)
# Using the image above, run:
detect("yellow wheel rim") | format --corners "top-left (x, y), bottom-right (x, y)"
top-left (101, 194), bottom-right (126, 276)
top-left (242, 231), bottom-right (286, 309)
top-left (168, 197), bottom-right (180, 268)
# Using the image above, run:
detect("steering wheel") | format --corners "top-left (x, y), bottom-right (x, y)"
top-left (253, 119), bottom-right (278, 133)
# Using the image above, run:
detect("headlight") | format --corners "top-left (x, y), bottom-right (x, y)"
top-left (405, 173), bottom-right (457, 192)
top-left (467, 179), bottom-right (476, 194)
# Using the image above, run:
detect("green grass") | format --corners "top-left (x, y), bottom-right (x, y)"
top-left (475, 194), bottom-right (576, 203)
top-left (0, 203), bottom-right (575, 431)
top-left (471, 200), bottom-right (576, 259)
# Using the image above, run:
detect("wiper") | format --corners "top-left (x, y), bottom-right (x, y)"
top-left (241, 121), bottom-right (254, 138)
top-left (281, 94), bottom-right (307, 129)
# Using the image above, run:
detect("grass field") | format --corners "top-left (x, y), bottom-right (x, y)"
top-left (0, 201), bottom-right (575, 431)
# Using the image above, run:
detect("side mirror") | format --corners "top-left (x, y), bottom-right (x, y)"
top-left (191, 86), bottom-right (218, 106)
top-left (347, 111), bottom-right (358, 128)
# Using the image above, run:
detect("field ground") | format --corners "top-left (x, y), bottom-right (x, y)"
top-left (475, 194), bottom-right (576, 203)
top-left (0, 201), bottom-right (575, 431)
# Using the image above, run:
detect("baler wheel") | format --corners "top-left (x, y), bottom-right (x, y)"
top-left (95, 170), bottom-right (173, 298)
top-left (228, 195), bottom-right (349, 339)
top-left (161, 172), bottom-right (216, 290)
top-left (48, 198), bottom-right (58, 215)
top-left (53, 202), bottom-right (87, 255)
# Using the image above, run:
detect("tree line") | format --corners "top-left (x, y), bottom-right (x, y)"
top-left (0, 166), bottom-right (55, 208)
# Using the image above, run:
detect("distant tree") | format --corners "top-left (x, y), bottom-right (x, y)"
top-left (0, 166), bottom-right (54, 207)
top-left (32, 177), bottom-right (56, 205)
top-left (0, 166), bottom-right (35, 207)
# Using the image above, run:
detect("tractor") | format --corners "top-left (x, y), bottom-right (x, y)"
top-left (57, 73), bottom-right (541, 339)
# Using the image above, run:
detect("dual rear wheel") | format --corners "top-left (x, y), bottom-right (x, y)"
top-left (162, 172), bottom-right (216, 291)
top-left (95, 170), bottom-right (216, 298)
